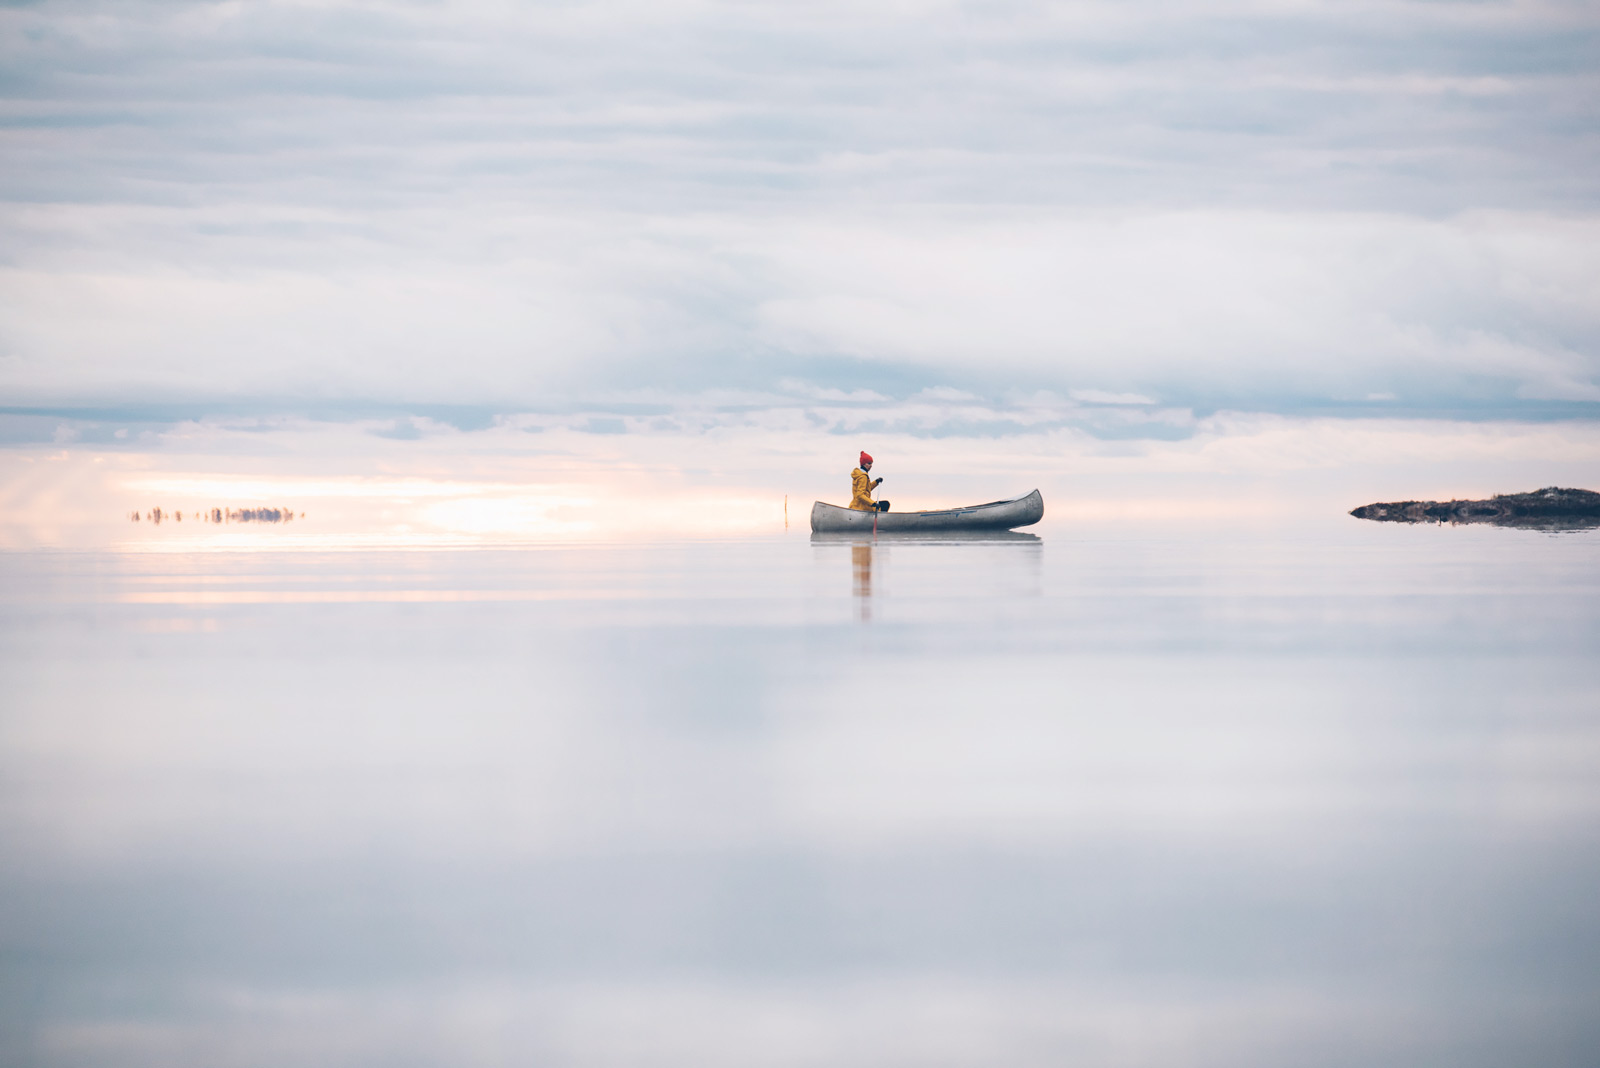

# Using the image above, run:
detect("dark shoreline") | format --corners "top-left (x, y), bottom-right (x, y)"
top-left (1350, 487), bottom-right (1600, 530)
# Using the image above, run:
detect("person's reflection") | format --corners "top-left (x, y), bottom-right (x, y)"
top-left (851, 541), bottom-right (873, 621)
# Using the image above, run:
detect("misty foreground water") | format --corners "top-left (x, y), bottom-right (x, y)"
top-left (1, 517), bottom-right (1597, 1068)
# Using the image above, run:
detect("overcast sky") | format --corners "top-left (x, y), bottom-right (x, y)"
top-left (1, 0), bottom-right (1597, 426)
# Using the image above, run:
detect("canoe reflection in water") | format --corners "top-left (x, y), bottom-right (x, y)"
top-left (813, 530), bottom-right (1045, 622)
top-left (852, 542), bottom-right (874, 620)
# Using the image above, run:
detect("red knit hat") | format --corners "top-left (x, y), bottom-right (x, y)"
top-left (859, 451), bottom-right (873, 467)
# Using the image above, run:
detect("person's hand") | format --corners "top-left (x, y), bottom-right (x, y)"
top-left (873, 477), bottom-right (883, 487)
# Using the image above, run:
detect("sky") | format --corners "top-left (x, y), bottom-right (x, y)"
top-left (0, 0), bottom-right (1596, 430)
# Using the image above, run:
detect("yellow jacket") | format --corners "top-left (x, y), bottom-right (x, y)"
top-left (850, 467), bottom-right (878, 510)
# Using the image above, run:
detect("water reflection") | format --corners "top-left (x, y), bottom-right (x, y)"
top-left (852, 542), bottom-right (873, 620)
top-left (813, 531), bottom-right (1044, 623)
top-left (2, 526), bottom-right (1598, 1068)
top-left (1359, 513), bottom-right (1600, 532)
top-left (809, 531), bottom-right (1043, 544)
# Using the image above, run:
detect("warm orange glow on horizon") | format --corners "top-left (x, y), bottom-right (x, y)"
top-left (3, 416), bottom-right (1599, 550)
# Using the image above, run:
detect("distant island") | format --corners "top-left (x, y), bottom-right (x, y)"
top-left (130, 507), bottom-right (302, 525)
top-left (1350, 487), bottom-right (1600, 530)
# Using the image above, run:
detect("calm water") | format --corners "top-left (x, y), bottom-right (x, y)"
top-left (2, 517), bottom-right (1598, 1067)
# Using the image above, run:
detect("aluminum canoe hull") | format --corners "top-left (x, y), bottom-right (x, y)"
top-left (809, 489), bottom-right (1044, 533)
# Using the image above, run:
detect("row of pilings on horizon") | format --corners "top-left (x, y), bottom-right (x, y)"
top-left (130, 507), bottom-right (303, 525)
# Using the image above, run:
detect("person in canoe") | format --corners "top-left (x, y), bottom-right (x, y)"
top-left (851, 451), bottom-right (890, 512)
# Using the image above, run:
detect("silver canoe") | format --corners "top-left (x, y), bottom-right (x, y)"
top-left (809, 489), bottom-right (1044, 533)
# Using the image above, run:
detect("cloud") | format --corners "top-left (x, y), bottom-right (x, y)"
top-left (0, 0), bottom-right (1595, 417)
top-left (3, 206), bottom-right (1594, 415)
top-left (1072, 391), bottom-right (1157, 406)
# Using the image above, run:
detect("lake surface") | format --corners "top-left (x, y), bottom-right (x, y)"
top-left (2, 517), bottom-right (1598, 1067)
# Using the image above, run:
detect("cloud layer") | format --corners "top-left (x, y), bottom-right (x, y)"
top-left (1, 0), bottom-right (1596, 417)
